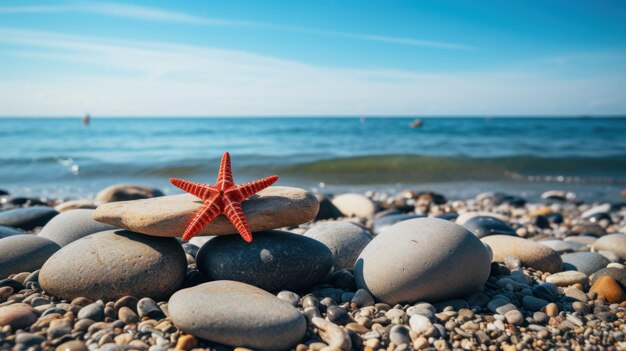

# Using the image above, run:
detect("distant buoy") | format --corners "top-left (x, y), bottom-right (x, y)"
top-left (409, 119), bottom-right (423, 128)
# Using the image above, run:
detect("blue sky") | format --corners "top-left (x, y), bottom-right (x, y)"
top-left (0, 1), bottom-right (625, 116)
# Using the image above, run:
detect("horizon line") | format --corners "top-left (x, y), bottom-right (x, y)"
top-left (1, 115), bottom-right (625, 119)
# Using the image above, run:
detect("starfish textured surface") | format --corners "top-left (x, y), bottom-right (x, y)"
top-left (170, 152), bottom-right (278, 242)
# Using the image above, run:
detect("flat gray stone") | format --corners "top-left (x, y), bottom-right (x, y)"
top-left (168, 281), bottom-right (306, 350)
top-left (304, 222), bottom-right (371, 269)
top-left (93, 186), bottom-right (318, 237)
top-left (40, 230), bottom-right (186, 300)
top-left (39, 209), bottom-right (117, 247)
top-left (197, 230), bottom-right (332, 293)
top-left (482, 236), bottom-right (562, 273)
top-left (545, 271), bottom-right (588, 287)
top-left (0, 235), bottom-right (60, 278)
top-left (0, 207), bottom-right (58, 230)
top-left (355, 218), bottom-right (491, 304)
top-left (0, 225), bottom-right (22, 239)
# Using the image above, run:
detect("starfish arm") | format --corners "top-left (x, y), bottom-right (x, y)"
top-left (216, 152), bottom-right (234, 188)
top-left (182, 200), bottom-right (221, 241)
top-left (170, 178), bottom-right (218, 200)
top-left (229, 175), bottom-right (279, 201)
top-left (222, 197), bottom-right (253, 242)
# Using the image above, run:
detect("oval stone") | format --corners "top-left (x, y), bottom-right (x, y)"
top-left (39, 209), bottom-right (117, 247)
top-left (169, 281), bottom-right (306, 350)
top-left (0, 225), bottom-right (22, 239)
top-left (481, 235), bottom-right (562, 273)
top-left (304, 222), bottom-right (372, 269)
top-left (93, 186), bottom-right (319, 237)
top-left (592, 234), bottom-right (626, 260)
top-left (331, 193), bottom-right (376, 217)
top-left (40, 230), bottom-right (186, 300)
top-left (462, 216), bottom-right (516, 238)
top-left (197, 230), bottom-right (332, 293)
top-left (0, 235), bottom-right (60, 278)
top-left (354, 218), bottom-right (491, 304)
top-left (95, 184), bottom-right (164, 203)
top-left (561, 252), bottom-right (610, 275)
top-left (0, 207), bottom-right (59, 230)
top-left (0, 303), bottom-right (38, 329)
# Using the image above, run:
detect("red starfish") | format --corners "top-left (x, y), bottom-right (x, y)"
top-left (169, 152), bottom-right (278, 242)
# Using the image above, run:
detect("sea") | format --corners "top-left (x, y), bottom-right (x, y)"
top-left (1, 117), bottom-right (625, 202)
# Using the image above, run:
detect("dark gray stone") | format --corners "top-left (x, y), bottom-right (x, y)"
top-left (0, 235), bottom-right (60, 278)
top-left (462, 216), bottom-right (516, 238)
top-left (373, 213), bottom-right (424, 235)
top-left (0, 225), bottom-right (22, 239)
top-left (0, 207), bottom-right (58, 230)
top-left (197, 230), bottom-right (332, 293)
top-left (40, 230), bottom-right (186, 300)
top-left (38, 209), bottom-right (117, 246)
top-left (137, 297), bottom-right (164, 319)
top-left (77, 303), bottom-right (104, 322)
top-left (561, 252), bottom-right (610, 275)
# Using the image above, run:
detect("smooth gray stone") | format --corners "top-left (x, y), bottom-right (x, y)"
top-left (0, 225), bottom-right (22, 239)
top-left (40, 230), bottom-right (186, 300)
top-left (168, 281), bottom-right (306, 350)
top-left (355, 218), bottom-right (491, 304)
top-left (593, 234), bottom-right (626, 260)
top-left (77, 303), bottom-right (104, 322)
top-left (197, 230), bottom-right (332, 293)
top-left (462, 216), bottom-right (516, 238)
top-left (304, 222), bottom-right (371, 269)
top-left (0, 207), bottom-right (58, 230)
top-left (38, 209), bottom-right (117, 246)
top-left (0, 235), bottom-right (60, 278)
top-left (561, 252), bottom-right (610, 275)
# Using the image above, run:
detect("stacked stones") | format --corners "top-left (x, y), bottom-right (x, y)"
top-left (0, 185), bottom-right (625, 351)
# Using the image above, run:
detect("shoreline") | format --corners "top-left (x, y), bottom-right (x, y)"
top-left (1, 183), bottom-right (625, 350)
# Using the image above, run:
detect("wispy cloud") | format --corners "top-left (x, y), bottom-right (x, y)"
top-left (0, 2), bottom-right (473, 50)
top-left (0, 28), bottom-right (623, 116)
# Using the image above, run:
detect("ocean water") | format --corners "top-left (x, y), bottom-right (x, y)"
top-left (1, 117), bottom-right (625, 201)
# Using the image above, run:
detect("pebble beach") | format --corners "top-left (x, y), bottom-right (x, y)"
top-left (1, 183), bottom-right (625, 351)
